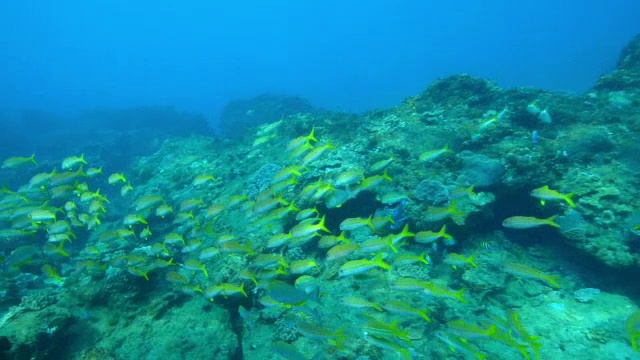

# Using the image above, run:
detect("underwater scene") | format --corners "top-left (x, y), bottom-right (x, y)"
top-left (2, 18), bottom-right (640, 360)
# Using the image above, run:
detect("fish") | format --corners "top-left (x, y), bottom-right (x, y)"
top-left (155, 204), bottom-right (173, 217)
top-left (287, 128), bottom-right (317, 152)
top-left (503, 262), bottom-right (561, 288)
top-left (2, 154), bottom-right (37, 169)
top-left (62, 154), bottom-right (87, 170)
top-left (378, 192), bottom-right (408, 205)
top-left (341, 296), bottom-right (382, 311)
top-left (424, 201), bottom-right (462, 222)
top-left (502, 215), bottom-right (560, 229)
top-left (435, 331), bottom-right (487, 360)
top-left (290, 215), bottom-right (330, 239)
top-left (530, 185), bottom-right (576, 207)
top-left (339, 215), bottom-right (374, 231)
top-left (253, 133), bottom-right (276, 147)
top-left (123, 214), bottom-right (147, 227)
top-left (86, 167), bottom-right (103, 177)
top-left (289, 259), bottom-right (318, 275)
top-left (108, 173), bottom-right (127, 185)
top-left (257, 119), bottom-right (283, 136)
top-left (357, 169), bottom-right (392, 191)
top-left (28, 169), bottom-right (57, 188)
top-left (422, 281), bottom-right (467, 303)
top-left (183, 259), bottom-right (208, 278)
top-left (393, 252), bottom-right (429, 266)
top-left (368, 157), bottom-right (394, 174)
top-left (267, 280), bottom-right (316, 306)
top-left (326, 244), bottom-right (359, 261)
top-left (204, 283), bottom-right (246, 299)
top-left (419, 144), bottom-right (452, 162)
top-left (444, 253), bottom-right (478, 268)
top-left (271, 165), bottom-right (303, 183)
top-left (333, 169), bottom-right (364, 187)
top-left (415, 224), bottom-right (453, 244)
top-left (301, 141), bottom-right (336, 167)
top-left (339, 253), bottom-right (391, 277)
top-left (193, 174), bottom-right (216, 186)
top-left (383, 300), bottom-right (430, 322)
top-left (164, 233), bottom-right (185, 245)
top-left (120, 183), bottom-right (134, 197)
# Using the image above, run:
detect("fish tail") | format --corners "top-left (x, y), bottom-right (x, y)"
top-left (468, 253), bottom-right (478, 268)
top-left (307, 127), bottom-right (317, 143)
top-left (374, 252), bottom-right (392, 270)
top-left (546, 215), bottom-right (561, 228)
top-left (29, 153), bottom-right (37, 165)
top-left (564, 193), bottom-right (576, 207)
top-left (545, 275), bottom-right (561, 288)
top-left (382, 168), bottom-right (392, 182)
top-left (318, 215), bottom-right (331, 234)
top-left (455, 288), bottom-right (467, 304)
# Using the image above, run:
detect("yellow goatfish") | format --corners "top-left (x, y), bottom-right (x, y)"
top-left (531, 185), bottom-right (576, 207)
top-left (503, 262), bottom-right (561, 288)
top-left (502, 215), bottom-right (560, 229)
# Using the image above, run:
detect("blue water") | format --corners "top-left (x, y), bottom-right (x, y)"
top-left (0, 1), bottom-right (638, 121)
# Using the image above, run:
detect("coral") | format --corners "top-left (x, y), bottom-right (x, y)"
top-left (573, 288), bottom-right (601, 303)
top-left (413, 179), bottom-right (449, 206)
top-left (456, 151), bottom-right (505, 187)
top-left (246, 163), bottom-right (281, 200)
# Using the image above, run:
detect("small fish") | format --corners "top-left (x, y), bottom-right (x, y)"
top-left (86, 167), bottom-right (103, 177)
top-left (287, 128), bottom-right (317, 152)
top-left (253, 133), bottom-right (276, 147)
top-left (290, 215), bottom-right (330, 239)
top-left (29, 209), bottom-right (57, 223)
top-left (419, 144), bottom-right (452, 162)
top-left (502, 215), bottom-right (560, 229)
top-left (503, 262), bottom-right (561, 288)
top-left (341, 296), bottom-right (382, 311)
top-left (383, 300), bottom-right (430, 322)
top-left (538, 109), bottom-right (552, 123)
top-left (289, 259), bottom-right (318, 275)
top-left (120, 183), bottom-right (134, 197)
top-left (435, 331), bottom-right (487, 360)
top-left (123, 214), bottom-right (147, 227)
top-left (193, 174), bottom-right (216, 186)
top-left (301, 141), bottom-right (336, 167)
top-left (155, 204), bottom-right (173, 217)
top-left (530, 185), bottom-right (575, 207)
top-left (444, 253), bottom-right (478, 268)
top-left (333, 169), bottom-right (364, 187)
top-left (257, 119), bottom-right (283, 136)
top-left (108, 173), bottom-right (127, 185)
top-left (339, 253), bottom-right (391, 277)
top-left (368, 157), bottom-right (394, 174)
top-left (378, 192), bottom-right (408, 205)
top-left (424, 201), bottom-right (462, 222)
top-left (128, 267), bottom-right (150, 281)
top-left (164, 233), bottom-right (185, 245)
top-left (140, 226), bottom-right (152, 240)
top-left (415, 224), bottom-right (453, 244)
top-left (339, 215), bottom-right (374, 231)
top-left (183, 259), bottom-right (208, 278)
top-left (393, 252), bottom-right (429, 266)
top-left (62, 154), bottom-right (87, 170)
top-left (358, 169), bottom-right (392, 191)
top-left (326, 243), bottom-right (359, 261)
top-left (2, 154), bottom-right (36, 169)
